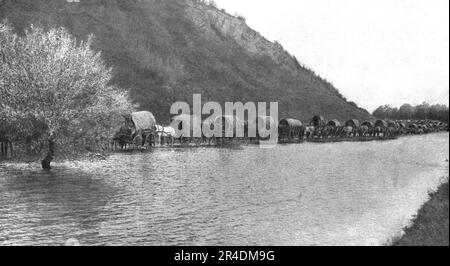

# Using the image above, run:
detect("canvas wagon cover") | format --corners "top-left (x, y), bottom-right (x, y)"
top-left (327, 119), bottom-right (341, 127)
top-left (280, 118), bottom-right (303, 128)
top-left (310, 116), bottom-right (325, 127)
top-left (345, 119), bottom-right (360, 128)
top-left (131, 111), bottom-right (156, 132)
top-left (362, 121), bottom-right (375, 128)
top-left (375, 120), bottom-right (388, 128)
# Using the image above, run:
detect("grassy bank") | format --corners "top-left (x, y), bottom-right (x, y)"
top-left (393, 178), bottom-right (449, 246)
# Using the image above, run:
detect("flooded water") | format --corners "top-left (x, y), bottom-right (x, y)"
top-left (0, 133), bottom-right (448, 246)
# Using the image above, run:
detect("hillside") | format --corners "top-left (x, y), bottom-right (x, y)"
top-left (0, 0), bottom-right (373, 123)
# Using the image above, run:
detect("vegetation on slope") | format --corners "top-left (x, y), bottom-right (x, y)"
top-left (0, 0), bottom-right (373, 123)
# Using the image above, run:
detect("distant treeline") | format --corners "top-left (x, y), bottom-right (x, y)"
top-left (373, 103), bottom-right (449, 122)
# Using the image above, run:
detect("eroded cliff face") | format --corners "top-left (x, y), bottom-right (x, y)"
top-left (0, 0), bottom-right (373, 122)
top-left (184, 0), bottom-right (300, 74)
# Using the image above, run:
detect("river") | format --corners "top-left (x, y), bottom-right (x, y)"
top-left (0, 133), bottom-right (448, 246)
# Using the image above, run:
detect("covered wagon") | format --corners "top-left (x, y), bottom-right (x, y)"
top-left (113, 111), bottom-right (157, 149)
top-left (279, 118), bottom-right (304, 141)
top-left (326, 119), bottom-right (341, 128)
top-left (409, 123), bottom-right (422, 134)
top-left (398, 122), bottom-right (407, 128)
top-left (310, 115), bottom-right (325, 127)
top-left (361, 121), bottom-right (375, 128)
top-left (409, 123), bottom-right (418, 128)
top-left (375, 120), bottom-right (388, 128)
top-left (387, 120), bottom-right (398, 128)
top-left (345, 119), bottom-right (360, 128)
top-left (324, 119), bottom-right (342, 138)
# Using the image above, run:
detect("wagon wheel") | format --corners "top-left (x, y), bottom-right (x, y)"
top-left (133, 135), bottom-right (143, 149)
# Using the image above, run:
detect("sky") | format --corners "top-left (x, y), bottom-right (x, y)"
top-left (214, 0), bottom-right (449, 112)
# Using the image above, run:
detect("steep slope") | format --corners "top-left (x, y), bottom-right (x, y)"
top-left (0, 0), bottom-right (373, 122)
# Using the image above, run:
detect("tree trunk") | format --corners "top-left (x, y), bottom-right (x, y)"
top-left (8, 142), bottom-right (13, 158)
top-left (41, 134), bottom-right (55, 170)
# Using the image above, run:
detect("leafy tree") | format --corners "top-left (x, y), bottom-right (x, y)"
top-left (415, 102), bottom-right (431, 120)
top-left (373, 105), bottom-right (391, 119)
top-left (399, 104), bottom-right (414, 120)
top-left (0, 23), bottom-right (135, 168)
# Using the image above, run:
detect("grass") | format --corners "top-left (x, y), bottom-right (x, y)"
top-left (392, 178), bottom-right (449, 246)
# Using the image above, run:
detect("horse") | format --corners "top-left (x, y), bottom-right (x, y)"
top-left (358, 126), bottom-right (369, 137)
top-left (374, 126), bottom-right (384, 137)
top-left (342, 126), bottom-right (354, 138)
top-left (304, 126), bottom-right (315, 139)
top-left (333, 126), bottom-right (344, 138)
top-left (155, 125), bottom-right (175, 146)
top-left (385, 126), bottom-right (398, 138)
top-left (320, 126), bottom-right (333, 139)
top-left (327, 126), bottom-right (339, 138)
top-left (298, 126), bottom-right (306, 141)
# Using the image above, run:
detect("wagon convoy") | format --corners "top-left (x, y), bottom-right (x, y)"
top-left (110, 110), bottom-right (449, 150)
top-left (1, 111), bottom-right (446, 158)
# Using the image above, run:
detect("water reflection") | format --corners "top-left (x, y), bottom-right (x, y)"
top-left (0, 167), bottom-right (120, 245)
top-left (0, 133), bottom-right (449, 246)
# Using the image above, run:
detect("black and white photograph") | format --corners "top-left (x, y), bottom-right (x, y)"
top-left (0, 0), bottom-right (448, 251)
